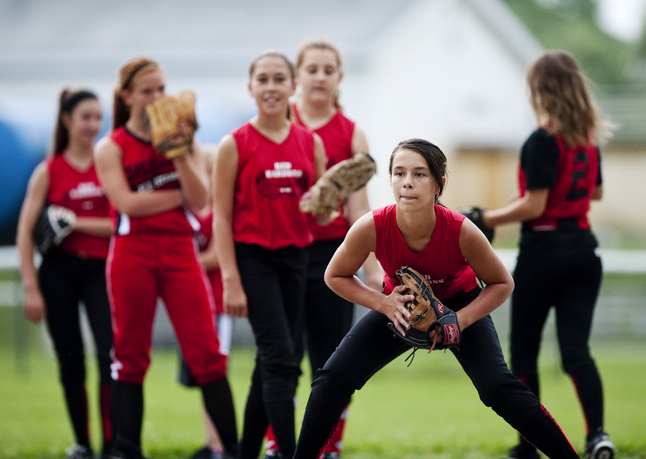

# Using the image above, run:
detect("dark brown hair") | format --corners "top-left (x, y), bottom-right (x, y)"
top-left (113, 56), bottom-right (162, 129)
top-left (52, 88), bottom-right (98, 156)
top-left (295, 39), bottom-right (343, 111)
top-left (527, 51), bottom-right (612, 147)
top-left (389, 138), bottom-right (448, 205)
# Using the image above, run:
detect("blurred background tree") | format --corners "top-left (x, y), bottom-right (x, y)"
top-left (503, 0), bottom-right (646, 91)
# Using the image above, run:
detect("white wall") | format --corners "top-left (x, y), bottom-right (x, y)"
top-left (353, 0), bottom-right (537, 209)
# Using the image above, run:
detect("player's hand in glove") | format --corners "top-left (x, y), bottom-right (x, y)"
top-left (146, 90), bottom-right (198, 159)
top-left (300, 151), bottom-right (377, 220)
top-left (461, 206), bottom-right (494, 243)
top-left (387, 266), bottom-right (461, 351)
top-left (33, 205), bottom-right (77, 256)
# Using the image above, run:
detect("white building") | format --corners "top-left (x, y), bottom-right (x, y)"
top-left (1, 0), bottom-right (643, 237)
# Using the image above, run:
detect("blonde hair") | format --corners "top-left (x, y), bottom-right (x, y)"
top-left (527, 51), bottom-right (612, 147)
top-left (113, 56), bottom-right (163, 130)
top-left (295, 39), bottom-right (343, 111)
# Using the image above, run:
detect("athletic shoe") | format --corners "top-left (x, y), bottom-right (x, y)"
top-left (503, 445), bottom-right (539, 459)
top-left (66, 445), bottom-right (94, 459)
top-left (585, 432), bottom-right (614, 459)
top-left (320, 453), bottom-right (340, 459)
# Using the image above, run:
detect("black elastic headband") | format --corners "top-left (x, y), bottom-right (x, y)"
top-left (61, 91), bottom-right (97, 113)
top-left (121, 62), bottom-right (154, 90)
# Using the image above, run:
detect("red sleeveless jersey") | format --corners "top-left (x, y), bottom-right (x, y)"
top-left (374, 204), bottom-right (478, 301)
top-left (109, 126), bottom-right (199, 236)
top-left (292, 104), bottom-right (355, 241)
top-left (519, 129), bottom-right (600, 230)
top-left (194, 210), bottom-right (224, 314)
top-left (232, 122), bottom-right (315, 250)
top-left (46, 154), bottom-right (111, 259)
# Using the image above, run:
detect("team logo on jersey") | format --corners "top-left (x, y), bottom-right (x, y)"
top-left (136, 171), bottom-right (179, 192)
top-left (69, 182), bottom-right (104, 200)
top-left (256, 162), bottom-right (310, 199)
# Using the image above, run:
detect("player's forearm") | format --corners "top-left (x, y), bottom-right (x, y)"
top-left (214, 221), bottom-right (241, 287)
top-left (325, 274), bottom-right (382, 311)
top-left (199, 241), bottom-right (219, 271)
top-left (15, 220), bottom-right (39, 290)
top-left (74, 218), bottom-right (112, 237)
top-left (16, 244), bottom-right (39, 292)
top-left (483, 191), bottom-right (547, 227)
top-left (174, 154), bottom-right (208, 209)
top-left (113, 189), bottom-right (184, 217)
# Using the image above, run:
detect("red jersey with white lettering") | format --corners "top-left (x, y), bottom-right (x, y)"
top-left (231, 122), bottom-right (315, 250)
top-left (292, 104), bottom-right (355, 241)
top-left (194, 210), bottom-right (224, 314)
top-left (109, 126), bottom-right (199, 236)
top-left (374, 204), bottom-right (478, 301)
top-left (519, 128), bottom-right (601, 230)
top-left (46, 154), bottom-right (111, 259)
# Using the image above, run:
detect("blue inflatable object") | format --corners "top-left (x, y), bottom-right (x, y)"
top-left (0, 118), bottom-right (46, 245)
top-left (0, 102), bottom-right (250, 245)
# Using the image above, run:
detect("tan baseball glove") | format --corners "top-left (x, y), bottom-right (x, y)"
top-left (387, 266), bottom-right (461, 351)
top-left (145, 90), bottom-right (198, 159)
top-left (299, 151), bottom-right (377, 219)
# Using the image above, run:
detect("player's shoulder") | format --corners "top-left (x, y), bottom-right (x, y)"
top-left (346, 209), bottom-right (377, 243)
top-left (521, 127), bottom-right (560, 161)
top-left (524, 128), bottom-right (558, 150)
top-left (32, 159), bottom-right (52, 179)
top-left (215, 133), bottom-right (239, 167)
top-left (95, 133), bottom-right (120, 153)
top-left (218, 132), bottom-right (237, 148)
top-left (94, 133), bottom-right (124, 168)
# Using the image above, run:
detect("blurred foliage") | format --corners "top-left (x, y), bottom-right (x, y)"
top-left (502, 0), bottom-right (645, 88)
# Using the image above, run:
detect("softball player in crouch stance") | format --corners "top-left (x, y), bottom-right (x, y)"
top-left (213, 50), bottom-right (327, 459)
top-left (481, 51), bottom-right (614, 459)
top-left (94, 56), bottom-right (238, 459)
top-left (291, 139), bottom-right (581, 459)
top-left (16, 89), bottom-right (114, 459)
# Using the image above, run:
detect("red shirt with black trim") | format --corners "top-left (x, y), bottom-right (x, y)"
top-left (109, 126), bottom-right (199, 236)
top-left (231, 122), bottom-right (315, 250)
top-left (519, 128), bottom-right (602, 230)
top-left (374, 204), bottom-right (478, 301)
top-left (46, 154), bottom-right (111, 259)
top-left (292, 104), bottom-right (355, 241)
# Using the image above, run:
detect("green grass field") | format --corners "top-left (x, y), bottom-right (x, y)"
top-left (1, 338), bottom-right (646, 459)
top-left (2, 271), bottom-right (645, 458)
